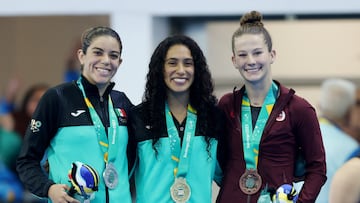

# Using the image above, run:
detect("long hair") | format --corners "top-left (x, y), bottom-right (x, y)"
top-left (143, 35), bottom-right (217, 154)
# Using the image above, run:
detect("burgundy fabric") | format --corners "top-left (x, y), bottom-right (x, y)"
top-left (216, 81), bottom-right (326, 203)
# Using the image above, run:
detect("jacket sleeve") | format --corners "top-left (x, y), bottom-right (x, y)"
top-left (16, 88), bottom-right (60, 197)
top-left (291, 99), bottom-right (327, 202)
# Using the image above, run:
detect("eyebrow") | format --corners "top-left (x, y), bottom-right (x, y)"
top-left (92, 47), bottom-right (120, 55)
top-left (165, 57), bottom-right (193, 61)
top-left (238, 47), bottom-right (264, 52)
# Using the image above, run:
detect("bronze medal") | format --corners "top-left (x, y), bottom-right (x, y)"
top-left (170, 177), bottom-right (191, 203)
top-left (239, 169), bottom-right (262, 195)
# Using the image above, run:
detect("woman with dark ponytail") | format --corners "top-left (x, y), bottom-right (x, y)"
top-left (17, 26), bottom-right (134, 203)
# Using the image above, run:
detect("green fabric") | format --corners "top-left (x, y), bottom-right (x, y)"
top-left (165, 102), bottom-right (197, 178)
top-left (47, 125), bottom-right (131, 203)
top-left (0, 127), bottom-right (22, 169)
top-left (241, 82), bottom-right (278, 169)
top-left (135, 136), bottom-right (221, 203)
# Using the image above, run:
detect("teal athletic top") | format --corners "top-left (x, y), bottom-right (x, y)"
top-left (129, 102), bottom-right (225, 203)
top-left (17, 76), bottom-right (135, 203)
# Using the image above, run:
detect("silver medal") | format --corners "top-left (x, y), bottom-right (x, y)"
top-left (103, 163), bottom-right (118, 189)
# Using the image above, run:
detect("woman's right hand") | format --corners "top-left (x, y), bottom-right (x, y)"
top-left (48, 184), bottom-right (80, 203)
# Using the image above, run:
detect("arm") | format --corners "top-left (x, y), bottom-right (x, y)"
top-left (215, 107), bottom-right (228, 187)
top-left (292, 101), bottom-right (327, 202)
top-left (16, 88), bottom-right (58, 197)
top-left (329, 157), bottom-right (360, 203)
top-left (17, 87), bottom-right (82, 203)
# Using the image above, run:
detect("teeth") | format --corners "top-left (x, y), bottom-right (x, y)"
top-left (173, 78), bottom-right (186, 83)
top-left (96, 68), bottom-right (110, 73)
top-left (246, 68), bottom-right (260, 72)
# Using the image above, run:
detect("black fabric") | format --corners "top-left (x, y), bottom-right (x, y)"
top-left (16, 76), bottom-right (134, 197)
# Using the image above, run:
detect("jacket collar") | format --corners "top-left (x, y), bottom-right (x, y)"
top-left (80, 75), bottom-right (115, 98)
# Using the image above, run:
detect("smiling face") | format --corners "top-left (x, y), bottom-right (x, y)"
top-left (78, 35), bottom-right (122, 89)
top-left (232, 34), bottom-right (275, 84)
top-left (163, 44), bottom-right (195, 96)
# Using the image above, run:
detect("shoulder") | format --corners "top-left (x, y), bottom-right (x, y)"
top-left (337, 157), bottom-right (360, 174)
top-left (128, 102), bottom-right (156, 142)
top-left (330, 157), bottom-right (360, 202)
top-left (47, 82), bottom-right (79, 97)
top-left (218, 92), bottom-right (234, 107)
top-left (130, 102), bottom-right (146, 115)
top-left (128, 102), bottom-right (148, 124)
top-left (218, 88), bottom-right (244, 111)
top-left (277, 84), bottom-right (315, 113)
top-left (279, 84), bottom-right (313, 110)
top-left (289, 94), bottom-right (314, 109)
top-left (110, 90), bottom-right (134, 110)
top-left (38, 82), bottom-right (77, 105)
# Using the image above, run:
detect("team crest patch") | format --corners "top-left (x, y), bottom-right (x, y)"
top-left (276, 110), bottom-right (286, 122)
top-left (115, 108), bottom-right (127, 125)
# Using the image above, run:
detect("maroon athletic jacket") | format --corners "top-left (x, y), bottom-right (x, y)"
top-left (216, 81), bottom-right (326, 203)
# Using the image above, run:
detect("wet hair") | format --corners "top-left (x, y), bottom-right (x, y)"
top-left (143, 35), bottom-right (217, 155)
top-left (231, 10), bottom-right (273, 53)
top-left (80, 26), bottom-right (123, 55)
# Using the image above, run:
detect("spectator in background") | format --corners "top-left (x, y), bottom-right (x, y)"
top-left (0, 118), bottom-right (24, 203)
top-left (0, 113), bottom-right (14, 132)
top-left (0, 121), bottom-right (22, 173)
top-left (0, 76), bottom-right (24, 172)
top-left (329, 152), bottom-right (360, 203)
top-left (349, 87), bottom-right (360, 142)
top-left (0, 77), bottom-right (21, 130)
top-left (344, 87), bottom-right (360, 160)
top-left (0, 161), bottom-right (24, 203)
top-left (11, 84), bottom-right (49, 138)
top-left (0, 76), bottom-right (48, 138)
top-left (64, 40), bottom-right (81, 82)
top-left (316, 78), bottom-right (359, 203)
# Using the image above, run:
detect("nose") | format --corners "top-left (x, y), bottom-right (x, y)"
top-left (176, 63), bottom-right (186, 74)
top-left (246, 55), bottom-right (256, 66)
top-left (101, 54), bottom-right (110, 65)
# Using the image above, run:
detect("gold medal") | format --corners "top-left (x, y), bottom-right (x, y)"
top-left (239, 169), bottom-right (262, 195)
top-left (170, 177), bottom-right (191, 203)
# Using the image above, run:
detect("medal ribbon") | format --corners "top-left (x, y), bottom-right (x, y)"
top-left (77, 79), bottom-right (119, 164)
top-left (165, 102), bottom-right (197, 178)
top-left (241, 82), bottom-right (278, 169)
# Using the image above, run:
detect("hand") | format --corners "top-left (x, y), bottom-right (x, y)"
top-left (48, 184), bottom-right (80, 203)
